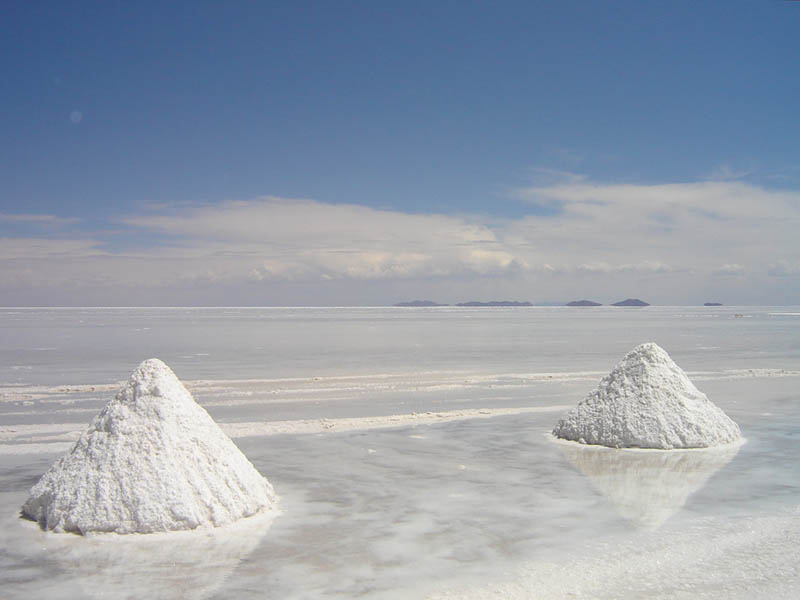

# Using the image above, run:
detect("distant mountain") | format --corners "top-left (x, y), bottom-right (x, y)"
top-left (456, 301), bottom-right (533, 307)
top-left (394, 300), bottom-right (448, 307)
top-left (703, 302), bottom-right (723, 306)
top-left (566, 300), bottom-right (602, 307)
top-left (611, 298), bottom-right (650, 307)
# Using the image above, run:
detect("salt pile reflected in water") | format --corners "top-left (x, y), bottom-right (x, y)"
top-left (2, 307), bottom-right (799, 599)
top-left (557, 440), bottom-right (741, 530)
top-left (18, 510), bottom-right (276, 600)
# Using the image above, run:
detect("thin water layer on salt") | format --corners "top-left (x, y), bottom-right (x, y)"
top-left (428, 508), bottom-right (800, 600)
top-left (3, 307), bottom-right (800, 386)
top-left (0, 371), bottom-right (593, 428)
top-left (555, 439), bottom-right (743, 530)
top-left (2, 395), bottom-right (799, 599)
top-left (1, 307), bottom-right (799, 598)
top-left (3, 505), bottom-right (276, 600)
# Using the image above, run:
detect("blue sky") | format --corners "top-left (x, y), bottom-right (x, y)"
top-left (2, 1), bottom-right (800, 305)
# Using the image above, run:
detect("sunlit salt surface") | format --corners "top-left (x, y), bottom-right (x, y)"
top-left (552, 342), bottom-right (741, 448)
top-left (1, 306), bottom-right (799, 598)
top-left (22, 359), bottom-right (277, 534)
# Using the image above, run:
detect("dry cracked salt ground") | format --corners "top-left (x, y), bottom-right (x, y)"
top-left (22, 358), bottom-right (278, 535)
top-left (552, 342), bottom-right (742, 449)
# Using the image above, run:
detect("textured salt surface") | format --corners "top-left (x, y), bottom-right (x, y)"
top-left (0, 405), bottom-right (571, 455)
top-left (21, 359), bottom-right (277, 534)
top-left (3, 367), bottom-right (798, 407)
top-left (0, 406), bottom-right (568, 441)
top-left (16, 511), bottom-right (276, 600)
top-left (553, 343), bottom-right (742, 449)
top-left (427, 507), bottom-right (800, 600)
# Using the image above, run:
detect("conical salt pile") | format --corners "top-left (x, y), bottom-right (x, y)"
top-left (22, 359), bottom-right (278, 534)
top-left (552, 343), bottom-right (741, 449)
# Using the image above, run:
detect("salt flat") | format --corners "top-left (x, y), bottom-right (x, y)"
top-left (1, 306), bottom-right (799, 598)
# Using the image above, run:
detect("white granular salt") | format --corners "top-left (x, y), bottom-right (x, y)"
top-left (22, 359), bottom-right (278, 534)
top-left (552, 342), bottom-right (741, 449)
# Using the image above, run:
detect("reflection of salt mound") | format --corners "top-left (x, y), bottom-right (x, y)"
top-left (35, 511), bottom-right (275, 600)
top-left (552, 343), bottom-right (741, 449)
top-left (22, 358), bottom-right (277, 534)
top-left (558, 441), bottom-right (740, 530)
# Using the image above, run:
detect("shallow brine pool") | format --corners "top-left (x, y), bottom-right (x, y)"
top-left (1, 307), bottom-right (799, 598)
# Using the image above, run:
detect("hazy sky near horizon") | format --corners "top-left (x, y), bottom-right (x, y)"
top-left (2, 1), bottom-right (800, 305)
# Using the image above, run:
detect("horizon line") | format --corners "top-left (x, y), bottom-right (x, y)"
top-left (2, 304), bottom-right (799, 309)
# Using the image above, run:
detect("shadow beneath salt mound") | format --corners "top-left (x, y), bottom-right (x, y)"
top-left (36, 511), bottom-right (277, 600)
top-left (556, 439), bottom-right (741, 531)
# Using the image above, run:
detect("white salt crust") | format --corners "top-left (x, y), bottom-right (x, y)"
top-left (552, 343), bottom-right (742, 449)
top-left (22, 359), bottom-right (278, 534)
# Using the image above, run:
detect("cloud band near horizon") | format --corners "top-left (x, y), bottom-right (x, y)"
top-left (1, 177), bottom-right (799, 305)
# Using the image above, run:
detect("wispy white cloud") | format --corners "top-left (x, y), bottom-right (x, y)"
top-left (119, 198), bottom-right (527, 282)
top-left (0, 213), bottom-right (80, 225)
top-left (525, 167), bottom-right (587, 187)
top-left (705, 164), bottom-right (754, 182)
top-left (575, 261), bottom-right (676, 275)
top-left (0, 237), bottom-right (100, 258)
top-left (2, 178), bottom-right (800, 305)
top-left (509, 180), bottom-right (800, 272)
top-left (712, 264), bottom-right (746, 277)
top-left (767, 260), bottom-right (800, 278)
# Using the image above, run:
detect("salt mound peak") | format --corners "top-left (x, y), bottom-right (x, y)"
top-left (22, 358), bottom-right (278, 534)
top-left (552, 342), bottom-right (741, 449)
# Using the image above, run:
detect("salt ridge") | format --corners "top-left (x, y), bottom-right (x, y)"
top-left (3, 367), bottom-right (797, 406)
top-left (2, 405), bottom-right (572, 455)
top-left (552, 342), bottom-right (742, 449)
top-left (21, 358), bottom-right (277, 534)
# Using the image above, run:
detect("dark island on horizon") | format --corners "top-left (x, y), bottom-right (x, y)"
top-left (392, 299), bottom-right (734, 308)
top-left (393, 300), bottom-right (535, 307)
top-left (456, 301), bottom-right (533, 307)
top-left (611, 298), bottom-right (650, 307)
top-left (393, 300), bottom-right (449, 307)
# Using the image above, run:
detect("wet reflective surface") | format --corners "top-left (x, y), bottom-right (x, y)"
top-left (1, 307), bottom-right (799, 598)
top-left (557, 439), bottom-right (741, 530)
